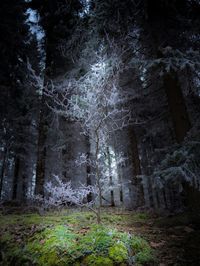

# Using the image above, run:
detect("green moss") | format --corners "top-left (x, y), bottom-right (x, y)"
top-left (0, 214), bottom-right (22, 226)
top-left (37, 250), bottom-right (61, 266)
top-left (27, 225), bottom-right (79, 265)
top-left (26, 224), bottom-right (154, 265)
top-left (135, 213), bottom-right (149, 221)
top-left (135, 248), bottom-right (154, 265)
top-left (130, 236), bottom-right (149, 252)
top-left (0, 211), bottom-right (154, 265)
top-left (78, 225), bottom-right (116, 256)
top-left (83, 254), bottom-right (113, 266)
top-left (109, 243), bottom-right (128, 263)
top-left (0, 231), bottom-right (13, 243)
top-left (102, 213), bottom-right (123, 224)
top-left (130, 236), bottom-right (154, 265)
top-left (0, 242), bottom-right (31, 266)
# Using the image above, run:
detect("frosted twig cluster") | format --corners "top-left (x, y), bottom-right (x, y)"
top-left (32, 175), bottom-right (97, 210)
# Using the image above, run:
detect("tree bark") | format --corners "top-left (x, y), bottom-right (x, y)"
top-left (0, 146), bottom-right (7, 198)
top-left (129, 127), bottom-right (144, 207)
top-left (94, 129), bottom-right (102, 223)
top-left (86, 136), bottom-right (92, 202)
top-left (140, 144), bottom-right (154, 208)
top-left (12, 157), bottom-right (20, 200)
top-left (35, 97), bottom-right (47, 196)
top-left (107, 146), bottom-right (115, 207)
top-left (164, 72), bottom-right (191, 143)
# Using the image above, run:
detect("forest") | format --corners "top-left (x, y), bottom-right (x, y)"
top-left (0, 0), bottom-right (200, 265)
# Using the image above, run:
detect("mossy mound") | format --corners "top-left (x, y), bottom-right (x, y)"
top-left (0, 212), bottom-right (154, 265)
top-left (25, 225), bottom-right (153, 265)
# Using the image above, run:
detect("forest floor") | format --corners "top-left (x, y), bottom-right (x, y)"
top-left (0, 207), bottom-right (200, 265)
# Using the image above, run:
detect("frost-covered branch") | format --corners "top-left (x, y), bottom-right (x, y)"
top-left (32, 175), bottom-right (97, 210)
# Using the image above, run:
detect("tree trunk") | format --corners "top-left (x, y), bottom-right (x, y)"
top-left (96, 207), bottom-right (101, 224)
top-left (164, 72), bottom-right (191, 143)
top-left (86, 136), bottom-right (92, 202)
top-left (164, 72), bottom-right (193, 211)
top-left (129, 127), bottom-right (144, 207)
top-left (113, 143), bottom-right (124, 206)
top-left (140, 143), bottom-right (154, 208)
top-left (107, 146), bottom-right (115, 207)
top-left (12, 157), bottom-right (20, 200)
top-left (35, 97), bottom-right (47, 196)
top-left (0, 146), bottom-right (7, 198)
top-left (95, 130), bottom-right (102, 214)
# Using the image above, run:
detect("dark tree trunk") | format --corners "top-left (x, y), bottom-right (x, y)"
top-left (113, 143), bottom-right (124, 205)
top-left (107, 147), bottom-right (115, 207)
top-left (12, 157), bottom-right (20, 200)
top-left (22, 174), bottom-right (27, 201)
top-left (141, 144), bottom-right (154, 208)
top-left (120, 189), bottom-right (123, 203)
top-left (164, 72), bottom-right (193, 211)
top-left (164, 72), bottom-right (191, 143)
top-left (0, 147), bottom-right (7, 198)
top-left (86, 137), bottom-right (92, 202)
top-left (129, 128), bottom-right (144, 207)
top-left (35, 98), bottom-right (47, 196)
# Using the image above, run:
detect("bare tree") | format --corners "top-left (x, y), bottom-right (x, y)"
top-left (43, 46), bottom-right (137, 220)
